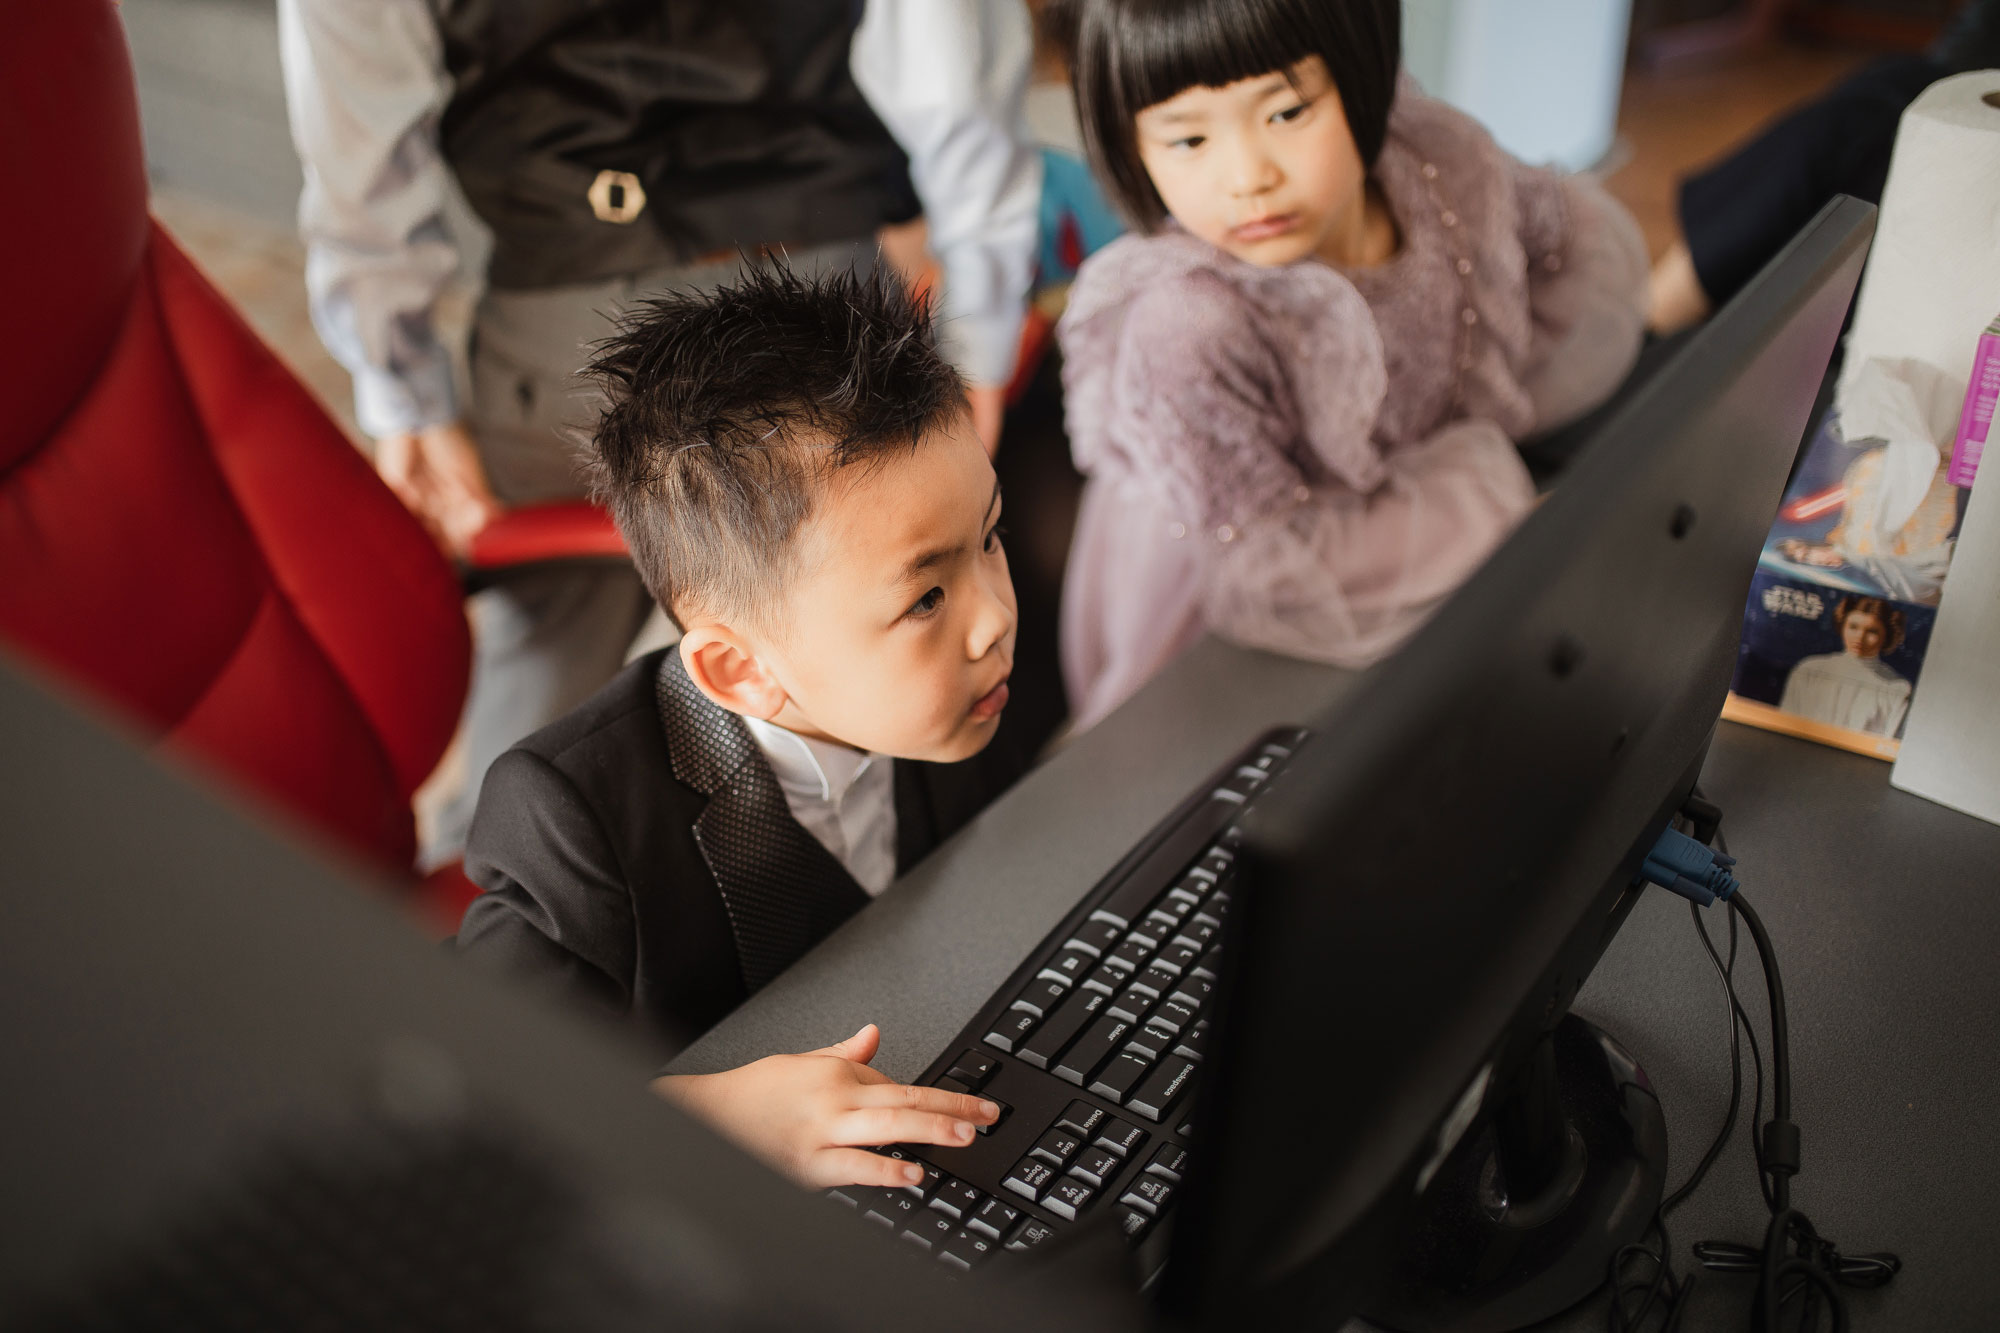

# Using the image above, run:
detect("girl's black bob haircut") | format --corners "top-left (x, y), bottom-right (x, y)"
top-left (1053, 0), bottom-right (1402, 231)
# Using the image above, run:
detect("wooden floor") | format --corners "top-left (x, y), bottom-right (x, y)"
top-left (153, 39), bottom-right (1873, 445)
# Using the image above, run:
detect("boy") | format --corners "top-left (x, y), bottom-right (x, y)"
top-left (457, 264), bottom-right (1021, 1189)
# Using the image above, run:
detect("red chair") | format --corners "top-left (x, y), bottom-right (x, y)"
top-left (0, 0), bottom-right (477, 935)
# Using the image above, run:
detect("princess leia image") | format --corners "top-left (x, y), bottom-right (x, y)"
top-left (1778, 596), bottom-right (1914, 737)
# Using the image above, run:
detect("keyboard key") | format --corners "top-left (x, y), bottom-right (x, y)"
top-left (929, 1176), bottom-right (982, 1220)
top-left (984, 1006), bottom-right (1039, 1053)
top-left (1200, 848), bottom-right (1237, 877)
top-left (1002, 1157), bottom-right (1057, 1202)
top-left (1144, 910), bottom-right (1180, 936)
top-left (1125, 1023), bottom-right (1178, 1060)
top-left (1152, 998), bottom-right (1198, 1034)
top-left (1056, 1100), bottom-right (1107, 1138)
top-left (967, 1197), bottom-right (1020, 1241)
top-left (1054, 1014), bottom-right (1133, 1086)
top-left (1146, 1143), bottom-right (1189, 1182)
top-left (1109, 936), bottom-right (1155, 973)
top-left (1108, 987), bottom-right (1156, 1024)
top-left (978, 1099), bottom-right (1010, 1134)
top-left (938, 1227), bottom-right (998, 1272)
top-left (1174, 918), bottom-right (1219, 951)
top-left (1082, 963), bottom-right (1126, 994)
top-left (932, 1076), bottom-right (972, 1096)
top-left (860, 1188), bottom-right (921, 1227)
top-left (901, 1161), bottom-right (944, 1200)
top-left (1043, 1177), bottom-right (1096, 1221)
top-left (1156, 941), bottom-right (1202, 976)
top-left (1030, 1128), bottom-right (1083, 1166)
top-left (827, 1187), bottom-right (858, 1208)
top-left (1041, 948), bottom-right (1097, 987)
top-left (1120, 1174), bottom-right (1176, 1216)
top-left (1018, 987), bottom-right (1107, 1070)
top-left (1139, 965), bottom-right (1181, 996)
top-left (1090, 1051), bottom-right (1155, 1103)
top-left (1066, 917), bottom-right (1123, 957)
top-left (1007, 1217), bottom-right (1060, 1252)
top-left (1127, 1055), bottom-right (1198, 1122)
top-left (1093, 1118), bottom-right (1148, 1159)
top-left (1068, 1145), bottom-right (1125, 1188)
top-left (944, 1050), bottom-right (997, 1089)
top-left (1113, 1205), bottom-right (1154, 1244)
top-left (1013, 976), bottom-right (1070, 1016)
top-left (1173, 1019), bottom-right (1211, 1060)
top-left (903, 1211), bottom-right (958, 1250)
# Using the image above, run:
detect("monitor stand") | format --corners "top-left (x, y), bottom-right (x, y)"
top-left (1359, 1014), bottom-right (1668, 1333)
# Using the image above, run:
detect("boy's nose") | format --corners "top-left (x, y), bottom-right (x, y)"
top-left (968, 569), bottom-right (1017, 660)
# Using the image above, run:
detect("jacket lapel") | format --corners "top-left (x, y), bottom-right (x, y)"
top-left (654, 653), bottom-right (870, 995)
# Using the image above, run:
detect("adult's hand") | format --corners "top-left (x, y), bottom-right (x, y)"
top-left (374, 420), bottom-right (504, 556)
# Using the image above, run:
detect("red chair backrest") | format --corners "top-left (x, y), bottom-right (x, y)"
top-left (0, 0), bottom-right (469, 873)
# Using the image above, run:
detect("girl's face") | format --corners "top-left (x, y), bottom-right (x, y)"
top-left (1134, 56), bottom-right (1371, 267)
top-left (1841, 610), bottom-right (1887, 659)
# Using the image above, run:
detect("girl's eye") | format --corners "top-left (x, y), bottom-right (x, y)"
top-left (1272, 102), bottom-right (1309, 124)
top-left (983, 523), bottom-right (1007, 554)
top-left (1170, 134), bottom-right (1206, 151)
top-left (907, 586), bottom-right (945, 619)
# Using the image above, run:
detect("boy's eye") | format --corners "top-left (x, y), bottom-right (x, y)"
top-left (907, 586), bottom-right (945, 619)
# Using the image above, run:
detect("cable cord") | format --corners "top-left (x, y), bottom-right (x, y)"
top-left (1692, 889), bottom-right (1901, 1332)
top-left (1607, 826), bottom-right (1899, 1332)
top-left (1605, 900), bottom-right (1751, 1332)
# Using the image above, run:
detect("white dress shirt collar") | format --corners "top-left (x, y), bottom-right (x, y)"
top-left (741, 715), bottom-right (899, 896)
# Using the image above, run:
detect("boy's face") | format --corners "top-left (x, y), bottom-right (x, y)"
top-left (747, 413), bottom-right (1017, 763)
top-left (1134, 56), bottom-right (1370, 268)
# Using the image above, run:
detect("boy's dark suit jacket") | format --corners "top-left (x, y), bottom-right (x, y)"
top-left (457, 648), bottom-right (1023, 1056)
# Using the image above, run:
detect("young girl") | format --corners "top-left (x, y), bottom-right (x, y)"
top-left (1054, 0), bottom-right (1649, 728)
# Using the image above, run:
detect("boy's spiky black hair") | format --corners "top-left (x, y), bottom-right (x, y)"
top-left (1058, 0), bottom-right (1402, 230)
top-left (583, 259), bottom-right (967, 629)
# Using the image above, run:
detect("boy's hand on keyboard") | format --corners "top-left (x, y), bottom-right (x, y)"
top-left (651, 1023), bottom-right (999, 1189)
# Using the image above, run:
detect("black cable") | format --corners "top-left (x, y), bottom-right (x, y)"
top-left (1604, 882), bottom-right (1749, 1331)
top-left (1691, 891), bottom-right (1901, 1331)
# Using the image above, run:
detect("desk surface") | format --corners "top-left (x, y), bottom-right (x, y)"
top-left (675, 638), bottom-right (2000, 1331)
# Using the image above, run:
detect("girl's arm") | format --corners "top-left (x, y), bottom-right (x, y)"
top-left (1107, 280), bottom-right (1536, 669)
top-left (1513, 164), bottom-right (1651, 436)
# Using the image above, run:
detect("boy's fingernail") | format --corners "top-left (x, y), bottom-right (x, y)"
top-left (956, 1121), bottom-right (976, 1142)
top-left (978, 1100), bottom-right (1000, 1120)
top-left (903, 1163), bottom-right (924, 1184)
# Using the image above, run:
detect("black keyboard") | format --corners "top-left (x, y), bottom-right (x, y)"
top-left (826, 727), bottom-right (1308, 1274)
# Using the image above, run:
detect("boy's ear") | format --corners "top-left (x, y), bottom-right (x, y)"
top-left (679, 628), bottom-right (791, 721)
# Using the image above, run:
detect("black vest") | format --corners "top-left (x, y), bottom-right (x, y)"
top-left (436, 0), bottom-right (919, 289)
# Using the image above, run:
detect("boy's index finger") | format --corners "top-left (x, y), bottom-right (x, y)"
top-left (862, 1083), bottom-right (999, 1122)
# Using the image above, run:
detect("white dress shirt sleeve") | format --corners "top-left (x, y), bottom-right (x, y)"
top-left (850, 0), bottom-right (1043, 388)
top-left (277, 0), bottom-right (463, 438)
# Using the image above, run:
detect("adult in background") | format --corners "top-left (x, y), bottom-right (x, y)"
top-left (279, 0), bottom-right (1041, 864)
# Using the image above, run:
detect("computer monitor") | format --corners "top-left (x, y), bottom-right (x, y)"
top-left (1167, 198), bottom-right (1875, 1329)
top-left (0, 656), bottom-right (1141, 1333)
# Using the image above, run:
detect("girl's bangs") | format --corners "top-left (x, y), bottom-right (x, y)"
top-left (1107, 0), bottom-right (1324, 114)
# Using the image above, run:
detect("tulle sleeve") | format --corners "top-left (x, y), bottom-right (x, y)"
top-left (1108, 278), bottom-right (1536, 669)
top-left (1513, 164), bottom-right (1650, 435)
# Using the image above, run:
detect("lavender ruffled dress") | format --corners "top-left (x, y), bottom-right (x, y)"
top-left (1057, 83), bottom-right (1649, 730)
